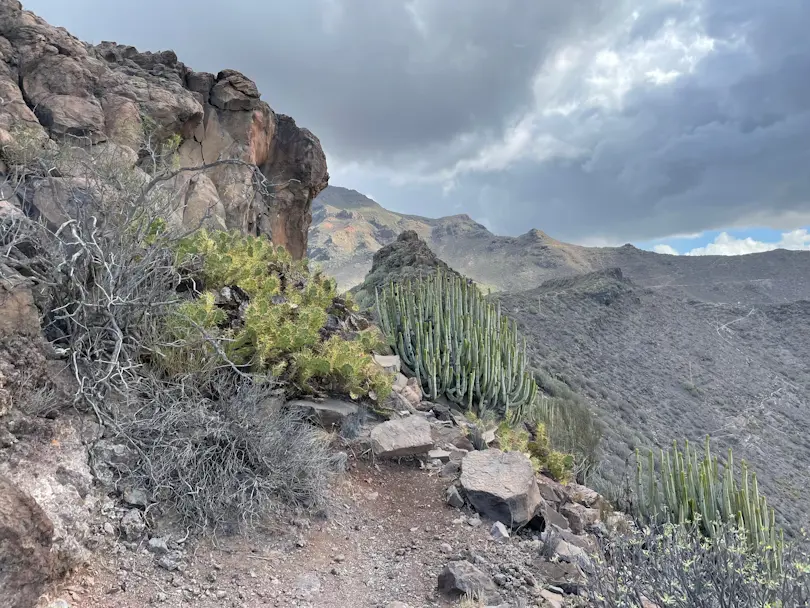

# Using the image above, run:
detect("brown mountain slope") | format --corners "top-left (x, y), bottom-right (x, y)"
top-left (496, 268), bottom-right (810, 535)
top-left (309, 186), bottom-right (810, 305)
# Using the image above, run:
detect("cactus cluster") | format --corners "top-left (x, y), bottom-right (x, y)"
top-left (635, 436), bottom-right (783, 570)
top-left (375, 269), bottom-right (537, 421)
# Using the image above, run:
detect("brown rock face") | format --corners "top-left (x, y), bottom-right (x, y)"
top-left (0, 475), bottom-right (54, 608)
top-left (0, 0), bottom-right (328, 258)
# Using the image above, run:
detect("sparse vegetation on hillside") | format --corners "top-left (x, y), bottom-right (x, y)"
top-left (376, 268), bottom-right (537, 422)
top-left (497, 268), bottom-right (810, 534)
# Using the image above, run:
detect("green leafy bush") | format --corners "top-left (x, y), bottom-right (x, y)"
top-left (376, 268), bottom-right (537, 421)
top-left (158, 229), bottom-right (391, 400)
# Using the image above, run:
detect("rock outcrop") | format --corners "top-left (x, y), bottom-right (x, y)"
top-left (0, 475), bottom-right (54, 608)
top-left (349, 230), bottom-right (464, 308)
top-left (0, 0), bottom-right (328, 258)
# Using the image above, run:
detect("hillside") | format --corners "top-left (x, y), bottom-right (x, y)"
top-left (496, 268), bottom-right (810, 534)
top-left (310, 186), bottom-right (810, 305)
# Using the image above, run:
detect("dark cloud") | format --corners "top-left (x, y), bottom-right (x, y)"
top-left (21, 0), bottom-right (810, 243)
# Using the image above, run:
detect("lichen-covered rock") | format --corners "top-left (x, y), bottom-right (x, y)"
top-left (460, 449), bottom-right (543, 528)
top-left (0, 475), bottom-right (53, 608)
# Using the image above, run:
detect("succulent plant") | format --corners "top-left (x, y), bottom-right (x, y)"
top-left (376, 268), bottom-right (537, 421)
top-left (635, 435), bottom-right (783, 571)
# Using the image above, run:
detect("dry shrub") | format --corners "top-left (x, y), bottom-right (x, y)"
top-left (116, 371), bottom-right (339, 532)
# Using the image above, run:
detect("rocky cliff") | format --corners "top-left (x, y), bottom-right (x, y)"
top-left (0, 0), bottom-right (328, 258)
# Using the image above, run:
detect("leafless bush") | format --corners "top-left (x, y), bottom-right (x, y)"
top-left (114, 371), bottom-right (338, 532)
top-left (587, 522), bottom-right (810, 607)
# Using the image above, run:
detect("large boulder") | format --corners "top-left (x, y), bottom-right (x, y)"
top-left (460, 449), bottom-right (543, 528)
top-left (0, 475), bottom-right (54, 608)
top-left (0, 1), bottom-right (328, 259)
top-left (370, 416), bottom-right (433, 458)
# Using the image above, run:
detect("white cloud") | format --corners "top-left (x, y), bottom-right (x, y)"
top-left (653, 244), bottom-right (680, 255)
top-left (434, 1), bottom-right (717, 186)
top-left (659, 229), bottom-right (810, 256)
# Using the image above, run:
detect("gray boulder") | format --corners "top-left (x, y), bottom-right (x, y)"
top-left (460, 449), bottom-right (542, 527)
top-left (437, 560), bottom-right (502, 604)
top-left (370, 416), bottom-right (433, 458)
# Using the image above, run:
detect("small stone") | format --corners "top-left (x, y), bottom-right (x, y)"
top-left (215, 590), bottom-right (227, 600)
top-left (120, 509), bottom-right (145, 541)
top-left (439, 543), bottom-right (453, 554)
top-left (460, 449), bottom-right (543, 528)
top-left (147, 537), bottom-right (169, 556)
top-left (539, 589), bottom-right (565, 608)
top-left (491, 521), bottom-right (510, 542)
top-left (103, 522), bottom-right (115, 536)
top-left (493, 573), bottom-right (508, 586)
top-left (333, 554), bottom-right (346, 563)
top-left (157, 552), bottom-right (183, 572)
top-left (428, 449), bottom-right (451, 463)
top-left (122, 487), bottom-right (150, 508)
top-left (446, 485), bottom-right (464, 508)
top-left (467, 516), bottom-right (481, 527)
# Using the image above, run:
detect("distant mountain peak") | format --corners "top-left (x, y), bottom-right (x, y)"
top-left (308, 185), bottom-right (810, 306)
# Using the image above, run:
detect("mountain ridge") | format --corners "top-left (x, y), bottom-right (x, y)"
top-left (309, 185), bottom-right (810, 306)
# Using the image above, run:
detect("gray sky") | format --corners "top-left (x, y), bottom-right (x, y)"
top-left (22, 0), bottom-right (810, 248)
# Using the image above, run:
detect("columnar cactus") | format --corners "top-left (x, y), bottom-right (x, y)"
top-left (635, 436), bottom-right (783, 570)
top-left (375, 269), bottom-right (537, 421)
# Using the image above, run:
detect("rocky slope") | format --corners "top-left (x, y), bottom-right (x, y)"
top-left (496, 268), bottom-right (810, 535)
top-left (310, 186), bottom-right (810, 305)
top-left (0, 0), bottom-right (328, 258)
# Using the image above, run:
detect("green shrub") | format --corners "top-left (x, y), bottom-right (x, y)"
top-left (376, 268), bottom-right (537, 421)
top-left (495, 420), bottom-right (574, 483)
top-left (157, 229), bottom-right (391, 400)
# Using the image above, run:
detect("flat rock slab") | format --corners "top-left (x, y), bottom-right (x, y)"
top-left (287, 399), bottom-right (359, 428)
top-left (371, 416), bottom-right (433, 458)
top-left (460, 449), bottom-right (542, 528)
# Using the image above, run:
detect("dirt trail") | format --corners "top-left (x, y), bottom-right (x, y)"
top-left (46, 459), bottom-right (510, 608)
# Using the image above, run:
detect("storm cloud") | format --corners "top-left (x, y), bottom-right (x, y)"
top-left (22, 0), bottom-right (810, 243)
